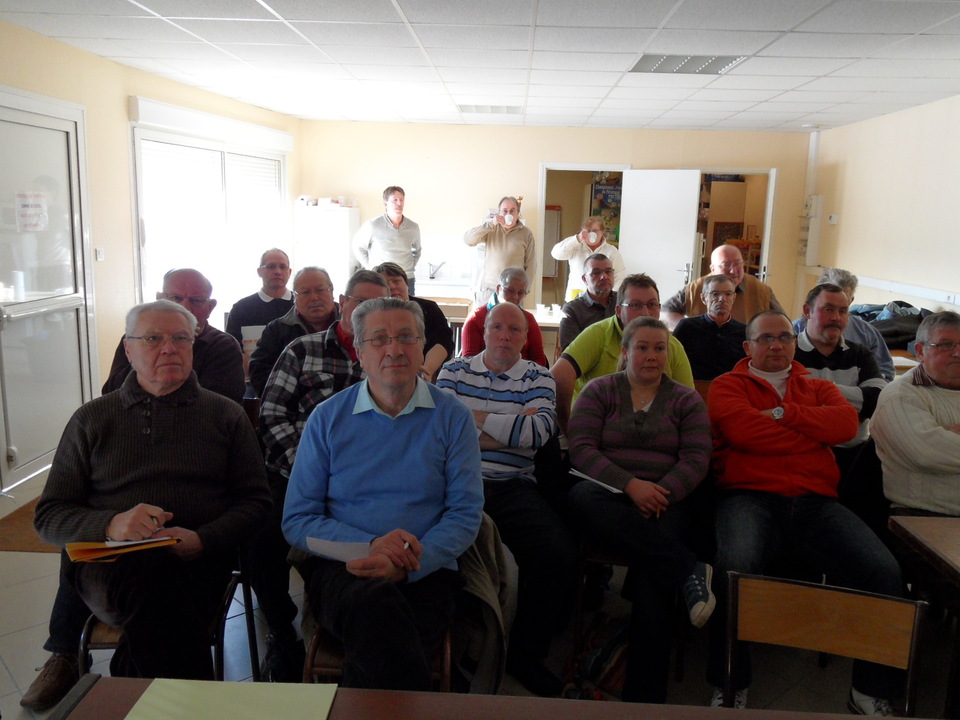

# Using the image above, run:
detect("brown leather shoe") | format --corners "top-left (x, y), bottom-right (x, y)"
top-left (20, 653), bottom-right (80, 711)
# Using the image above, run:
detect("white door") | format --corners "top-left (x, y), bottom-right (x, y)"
top-left (618, 169), bottom-right (702, 304)
top-left (0, 89), bottom-right (96, 491)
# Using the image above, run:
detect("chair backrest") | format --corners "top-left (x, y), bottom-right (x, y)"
top-left (726, 572), bottom-right (927, 714)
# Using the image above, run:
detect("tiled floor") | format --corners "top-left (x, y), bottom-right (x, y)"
top-left (0, 482), bottom-right (953, 718)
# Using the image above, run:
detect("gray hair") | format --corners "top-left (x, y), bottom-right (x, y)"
top-left (916, 311), bottom-right (960, 346)
top-left (703, 274), bottom-right (736, 293)
top-left (582, 253), bottom-right (610, 274)
top-left (125, 299), bottom-right (197, 337)
top-left (498, 266), bottom-right (529, 289)
top-left (352, 297), bottom-right (425, 345)
top-left (345, 269), bottom-right (389, 296)
top-left (818, 268), bottom-right (858, 294)
top-left (293, 266), bottom-right (332, 288)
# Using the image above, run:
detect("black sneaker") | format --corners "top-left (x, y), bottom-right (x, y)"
top-left (682, 562), bottom-right (716, 628)
top-left (260, 632), bottom-right (306, 683)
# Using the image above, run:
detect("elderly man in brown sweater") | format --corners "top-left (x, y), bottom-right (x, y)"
top-left (33, 299), bottom-right (270, 684)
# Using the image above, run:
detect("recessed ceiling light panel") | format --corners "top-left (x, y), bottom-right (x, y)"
top-left (630, 54), bottom-right (747, 75)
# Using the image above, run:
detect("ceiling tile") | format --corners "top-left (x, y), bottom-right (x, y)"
top-left (528, 69), bottom-right (622, 85)
top-left (665, 0), bottom-right (833, 31)
top-left (137, 0), bottom-right (275, 20)
top-left (759, 32), bottom-right (912, 58)
top-left (428, 48), bottom-right (529, 69)
top-left (292, 22), bottom-right (415, 47)
top-left (526, 84), bottom-right (609, 99)
top-left (342, 65), bottom-right (439, 81)
top-left (533, 26), bottom-right (655, 53)
top-left (645, 29), bottom-right (782, 55)
top-left (536, 0), bottom-right (677, 28)
top-left (415, 24), bottom-right (529, 50)
top-left (323, 47), bottom-right (428, 66)
top-left (260, 0), bottom-right (401, 23)
top-left (172, 19), bottom-right (305, 44)
top-left (707, 74), bottom-right (815, 90)
top-left (730, 56), bottom-right (852, 76)
top-left (0, 0), bottom-right (147, 13)
top-left (397, 0), bottom-right (523, 25)
top-left (216, 43), bottom-right (332, 63)
top-left (834, 58), bottom-right (960, 78)
top-left (873, 34), bottom-right (960, 59)
top-left (795, 0), bottom-right (960, 34)
top-left (531, 51), bottom-right (636, 72)
top-left (0, 12), bottom-right (192, 40)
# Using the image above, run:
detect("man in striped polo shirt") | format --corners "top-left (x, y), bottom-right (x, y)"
top-left (437, 302), bottom-right (578, 698)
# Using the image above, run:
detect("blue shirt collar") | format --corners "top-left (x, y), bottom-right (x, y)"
top-left (353, 377), bottom-right (435, 417)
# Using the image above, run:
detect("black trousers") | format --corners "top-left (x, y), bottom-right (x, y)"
top-left (69, 550), bottom-right (233, 679)
top-left (301, 557), bottom-right (460, 690)
top-left (484, 478), bottom-right (579, 664)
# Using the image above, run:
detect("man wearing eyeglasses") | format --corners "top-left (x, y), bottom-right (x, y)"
top-left (23, 271), bottom-right (245, 710)
top-left (29, 300), bottom-right (270, 705)
top-left (558, 253), bottom-right (618, 350)
top-left (663, 244), bottom-right (783, 326)
top-left (102, 268), bottom-right (245, 403)
top-left (793, 284), bottom-right (886, 526)
top-left (460, 266), bottom-right (547, 367)
top-left (873, 311), bottom-right (960, 516)
top-left (438, 302), bottom-right (577, 697)
top-left (225, 248), bottom-right (294, 376)
top-left (249, 266), bottom-right (339, 398)
top-left (283, 297), bottom-right (483, 690)
top-left (705, 311), bottom-right (903, 714)
top-left (673, 274), bottom-right (747, 381)
top-left (551, 274), bottom-right (694, 434)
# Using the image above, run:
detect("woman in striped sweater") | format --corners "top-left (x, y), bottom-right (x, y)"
top-left (567, 316), bottom-right (713, 704)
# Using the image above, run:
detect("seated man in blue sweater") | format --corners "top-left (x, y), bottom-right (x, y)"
top-left (282, 297), bottom-right (484, 690)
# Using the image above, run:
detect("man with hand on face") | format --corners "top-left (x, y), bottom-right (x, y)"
top-left (551, 216), bottom-right (626, 301)
top-left (283, 297), bottom-right (483, 690)
top-left (353, 186), bottom-right (422, 296)
top-left (438, 302), bottom-right (577, 698)
top-left (32, 300), bottom-right (270, 685)
top-left (102, 268), bottom-right (245, 404)
top-left (673, 274), bottom-right (747, 381)
top-left (558, 253), bottom-right (619, 350)
top-left (465, 196), bottom-right (536, 306)
top-left (249, 266), bottom-right (339, 398)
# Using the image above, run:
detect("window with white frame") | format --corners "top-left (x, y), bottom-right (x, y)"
top-left (131, 99), bottom-right (291, 328)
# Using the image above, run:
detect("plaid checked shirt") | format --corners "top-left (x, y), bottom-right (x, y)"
top-left (258, 322), bottom-right (365, 477)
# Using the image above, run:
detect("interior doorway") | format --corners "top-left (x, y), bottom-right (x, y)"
top-left (537, 162), bottom-right (630, 306)
top-left (697, 173), bottom-right (770, 278)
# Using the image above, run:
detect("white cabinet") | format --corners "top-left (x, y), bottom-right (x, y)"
top-left (293, 204), bottom-right (360, 297)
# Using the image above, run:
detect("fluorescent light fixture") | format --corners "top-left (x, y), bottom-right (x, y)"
top-left (630, 55), bottom-right (747, 75)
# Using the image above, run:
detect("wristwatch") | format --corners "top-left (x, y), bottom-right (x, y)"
top-left (771, 406), bottom-right (785, 421)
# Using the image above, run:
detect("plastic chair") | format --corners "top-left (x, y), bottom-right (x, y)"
top-left (723, 571), bottom-right (927, 715)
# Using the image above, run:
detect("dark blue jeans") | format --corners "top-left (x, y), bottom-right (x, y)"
top-left (706, 490), bottom-right (905, 700)
top-left (568, 480), bottom-right (698, 703)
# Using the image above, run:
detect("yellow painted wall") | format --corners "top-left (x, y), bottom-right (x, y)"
top-left (814, 95), bottom-right (960, 313)
top-left (0, 21), bottom-right (301, 383)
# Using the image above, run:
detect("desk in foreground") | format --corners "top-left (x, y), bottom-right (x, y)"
top-left (52, 675), bottom-right (857, 720)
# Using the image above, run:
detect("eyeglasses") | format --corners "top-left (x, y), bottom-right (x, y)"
top-left (359, 333), bottom-right (421, 347)
top-left (125, 334), bottom-right (194, 348)
top-left (749, 333), bottom-right (798, 345)
top-left (621, 301), bottom-right (661, 311)
top-left (706, 291), bottom-right (736, 300)
top-left (923, 341), bottom-right (960, 353)
top-left (259, 263), bottom-right (289, 271)
top-left (294, 287), bottom-right (333, 297)
top-left (158, 292), bottom-right (209, 307)
top-left (345, 295), bottom-right (374, 305)
top-left (715, 262), bottom-right (744, 270)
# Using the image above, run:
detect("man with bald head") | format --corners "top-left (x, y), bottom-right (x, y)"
top-left (664, 244), bottom-right (783, 325)
top-left (103, 268), bottom-right (245, 403)
top-left (438, 302), bottom-right (578, 697)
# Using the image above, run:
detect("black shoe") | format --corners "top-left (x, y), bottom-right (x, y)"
top-left (507, 658), bottom-right (565, 697)
top-left (260, 632), bottom-right (306, 683)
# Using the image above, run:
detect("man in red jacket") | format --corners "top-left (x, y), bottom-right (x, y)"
top-left (705, 311), bottom-right (904, 716)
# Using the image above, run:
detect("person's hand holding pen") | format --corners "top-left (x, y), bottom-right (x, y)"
top-left (372, 529), bottom-right (422, 570)
top-left (623, 478), bottom-right (670, 519)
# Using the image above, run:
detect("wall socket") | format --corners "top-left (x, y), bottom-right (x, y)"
top-left (95, 248), bottom-right (105, 261)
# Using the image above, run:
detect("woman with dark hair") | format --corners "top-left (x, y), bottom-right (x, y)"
top-left (567, 316), bottom-right (713, 703)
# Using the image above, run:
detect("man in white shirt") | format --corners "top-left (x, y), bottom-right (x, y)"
top-left (550, 216), bottom-right (625, 301)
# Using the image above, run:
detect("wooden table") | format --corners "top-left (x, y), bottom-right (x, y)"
top-left (889, 515), bottom-right (960, 718)
top-left (50, 674), bottom-right (857, 720)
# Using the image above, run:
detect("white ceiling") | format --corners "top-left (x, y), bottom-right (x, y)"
top-left (3, 0), bottom-right (960, 132)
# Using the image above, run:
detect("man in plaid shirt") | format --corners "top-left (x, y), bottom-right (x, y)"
top-left (253, 268), bottom-right (388, 681)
